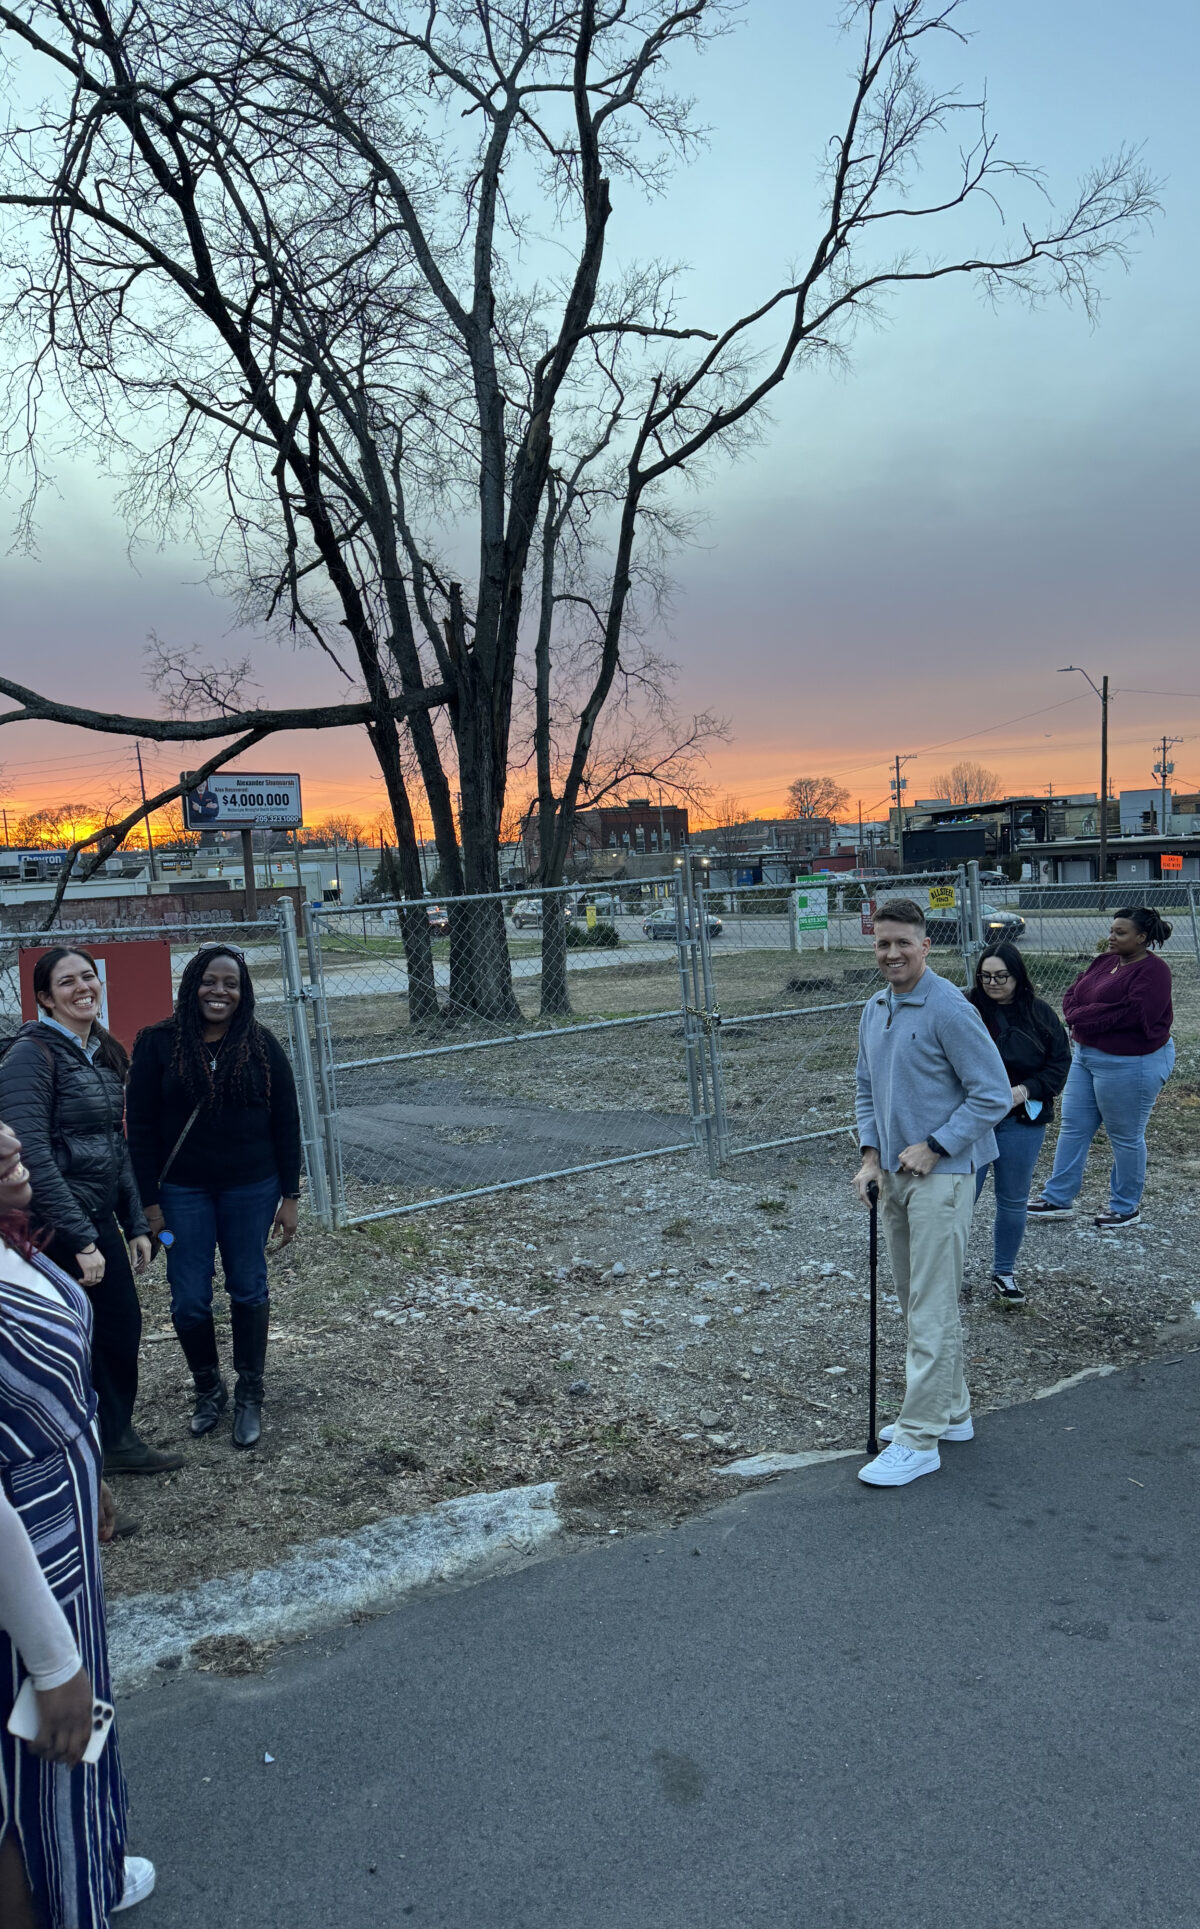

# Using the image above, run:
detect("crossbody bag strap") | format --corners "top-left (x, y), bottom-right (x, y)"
top-left (158, 1104), bottom-right (203, 1189)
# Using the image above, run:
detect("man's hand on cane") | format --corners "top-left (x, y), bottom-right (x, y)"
top-left (854, 1149), bottom-right (882, 1207)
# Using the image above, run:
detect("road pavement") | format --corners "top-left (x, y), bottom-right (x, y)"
top-left (116, 1349), bottom-right (1200, 1929)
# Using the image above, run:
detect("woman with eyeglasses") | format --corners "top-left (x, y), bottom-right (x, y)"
top-left (966, 944), bottom-right (1070, 1304)
top-left (1027, 907), bottom-right (1174, 1231)
top-left (126, 947), bottom-right (300, 1449)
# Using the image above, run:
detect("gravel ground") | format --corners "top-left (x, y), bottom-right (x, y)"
top-left (101, 1069), bottom-right (1200, 1605)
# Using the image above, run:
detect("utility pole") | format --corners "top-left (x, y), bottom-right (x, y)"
top-left (1059, 667), bottom-right (1110, 885)
top-left (1, 807), bottom-right (9, 848)
top-left (890, 755), bottom-right (913, 870)
top-left (1152, 734), bottom-right (1183, 835)
top-left (135, 743), bottom-right (158, 884)
top-left (857, 799), bottom-right (864, 865)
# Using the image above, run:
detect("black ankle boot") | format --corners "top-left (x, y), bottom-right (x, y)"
top-left (174, 1316), bottom-right (230, 1437)
top-left (230, 1299), bottom-right (269, 1450)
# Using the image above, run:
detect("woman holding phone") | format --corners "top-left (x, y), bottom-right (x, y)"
top-left (126, 946), bottom-right (301, 1450)
top-left (0, 1120), bottom-right (155, 1925)
top-left (966, 944), bottom-right (1070, 1305)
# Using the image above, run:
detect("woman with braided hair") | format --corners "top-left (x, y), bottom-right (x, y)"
top-left (1027, 906), bottom-right (1175, 1231)
top-left (126, 947), bottom-right (300, 1448)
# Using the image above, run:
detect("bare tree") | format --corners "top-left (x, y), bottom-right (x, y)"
top-left (928, 761), bottom-right (1003, 803)
top-left (0, 0), bottom-right (1157, 1023)
top-left (786, 776), bottom-right (852, 825)
top-left (313, 813), bottom-right (368, 847)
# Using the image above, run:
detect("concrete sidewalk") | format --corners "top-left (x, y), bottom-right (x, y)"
top-left (116, 1352), bottom-right (1200, 1929)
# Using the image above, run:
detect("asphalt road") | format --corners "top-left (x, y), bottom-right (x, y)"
top-left (116, 1351), bottom-right (1200, 1929)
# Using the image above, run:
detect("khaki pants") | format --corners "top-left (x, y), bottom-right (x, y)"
top-left (880, 1169), bottom-right (976, 1453)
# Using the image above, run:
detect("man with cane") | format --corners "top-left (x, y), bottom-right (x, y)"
top-left (854, 900), bottom-right (1010, 1487)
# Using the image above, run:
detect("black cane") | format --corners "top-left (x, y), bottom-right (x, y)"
top-left (867, 1179), bottom-right (879, 1455)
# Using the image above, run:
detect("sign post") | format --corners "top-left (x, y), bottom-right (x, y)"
top-left (182, 771), bottom-right (303, 917)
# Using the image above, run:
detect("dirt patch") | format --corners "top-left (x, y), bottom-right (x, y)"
top-left (101, 1063), bottom-right (1200, 1600)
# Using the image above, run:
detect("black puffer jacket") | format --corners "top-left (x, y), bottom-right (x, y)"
top-left (0, 1022), bottom-right (148, 1252)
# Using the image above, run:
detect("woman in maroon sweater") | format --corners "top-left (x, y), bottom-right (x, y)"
top-left (1028, 907), bottom-right (1174, 1229)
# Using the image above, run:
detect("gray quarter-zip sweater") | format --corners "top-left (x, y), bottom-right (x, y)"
top-left (855, 965), bottom-right (1011, 1173)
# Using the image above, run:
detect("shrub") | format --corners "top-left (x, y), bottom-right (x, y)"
top-left (565, 919), bottom-right (619, 949)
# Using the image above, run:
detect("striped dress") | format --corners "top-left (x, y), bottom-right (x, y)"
top-left (0, 1251), bottom-right (128, 1928)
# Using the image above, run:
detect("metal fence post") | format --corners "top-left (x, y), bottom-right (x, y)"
top-left (696, 881), bottom-right (729, 1165)
top-left (302, 902), bottom-right (346, 1227)
top-left (960, 871), bottom-right (980, 987)
top-left (1189, 882), bottom-right (1200, 977)
top-left (277, 898), bottom-right (332, 1225)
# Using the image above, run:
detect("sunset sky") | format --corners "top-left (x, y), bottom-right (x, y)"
top-left (2, 0), bottom-right (1197, 835)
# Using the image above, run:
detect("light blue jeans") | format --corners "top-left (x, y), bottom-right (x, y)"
top-left (1041, 1040), bottom-right (1175, 1215)
top-left (976, 1114), bottom-right (1048, 1274)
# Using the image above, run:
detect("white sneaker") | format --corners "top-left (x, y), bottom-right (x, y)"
top-left (112, 1857), bottom-right (156, 1913)
top-left (858, 1440), bottom-right (940, 1487)
top-left (880, 1416), bottom-right (973, 1444)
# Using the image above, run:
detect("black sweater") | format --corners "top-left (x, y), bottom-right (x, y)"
top-left (968, 995), bottom-right (1072, 1122)
top-left (0, 1023), bottom-right (148, 1252)
top-left (126, 1021), bottom-right (302, 1207)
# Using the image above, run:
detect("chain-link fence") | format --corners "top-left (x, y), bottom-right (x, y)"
top-left (303, 879), bottom-right (705, 1224)
top-left (695, 867), bottom-right (1200, 1166)
top-left (696, 870), bottom-right (972, 1162)
top-left (5, 870), bottom-right (1197, 1230)
top-left (0, 905), bottom-right (328, 1216)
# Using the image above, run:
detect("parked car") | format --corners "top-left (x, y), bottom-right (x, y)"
top-left (511, 899), bottom-right (574, 930)
top-left (978, 870), bottom-right (1011, 888)
top-left (424, 903), bottom-right (450, 936)
top-left (926, 903), bottom-right (1026, 946)
top-left (641, 912), bottom-right (724, 941)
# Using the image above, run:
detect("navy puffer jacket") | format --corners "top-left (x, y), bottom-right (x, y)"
top-left (0, 1022), bottom-right (148, 1252)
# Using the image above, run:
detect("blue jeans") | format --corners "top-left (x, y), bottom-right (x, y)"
top-left (975, 1114), bottom-right (1048, 1275)
top-left (1042, 1041), bottom-right (1175, 1215)
top-left (160, 1175), bottom-right (280, 1326)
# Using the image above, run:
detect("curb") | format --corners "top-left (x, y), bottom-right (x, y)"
top-left (105, 1366), bottom-right (1129, 1691)
top-left (107, 1481), bottom-right (560, 1692)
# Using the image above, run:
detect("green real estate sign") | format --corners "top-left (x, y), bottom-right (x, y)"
top-left (793, 879), bottom-right (829, 930)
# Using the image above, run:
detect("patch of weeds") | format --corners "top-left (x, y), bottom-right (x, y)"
top-left (318, 1421), bottom-right (355, 1448)
top-left (755, 1197), bottom-right (787, 1213)
top-left (357, 1221), bottom-right (433, 1261)
top-left (365, 1439), bottom-right (427, 1474)
top-left (595, 1422), bottom-right (639, 1452)
top-left (662, 1216), bottom-right (692, 1240)
top-left (470, 1411), bottom-right (497, 1433)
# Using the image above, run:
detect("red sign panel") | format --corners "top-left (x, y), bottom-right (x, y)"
top-left (1160, 853), bottom-right (1183, 872)
top-left (20, 941), bottom-right (175, 1053)
top-left (861, 899), bottom-right (876, 936)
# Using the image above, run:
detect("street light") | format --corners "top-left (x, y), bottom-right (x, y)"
top-left (1058, 666), bottom-right (1109, 885)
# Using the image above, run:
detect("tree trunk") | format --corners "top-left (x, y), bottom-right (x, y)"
top-left (366, 719), bottom-right (440, 1025)
top-left (538, 891), bottom-right (572, 1018)
top-left (447, 633), bottom-right (521, 1024)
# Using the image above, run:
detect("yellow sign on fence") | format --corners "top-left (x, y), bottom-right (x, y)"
top-left (928, 885), bottom-right (957, 910)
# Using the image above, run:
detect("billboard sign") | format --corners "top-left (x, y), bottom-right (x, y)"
top-left (182, 771), bottom-right (302, 831)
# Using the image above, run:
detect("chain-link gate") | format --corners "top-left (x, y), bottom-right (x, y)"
top-left (300, 879), bottom-right (708, 1225)
top-left (294, 868), bottom-right (1200, 1221)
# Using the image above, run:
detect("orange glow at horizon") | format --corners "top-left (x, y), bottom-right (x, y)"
top-left (2, 727), bottom-right (1183, 837)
